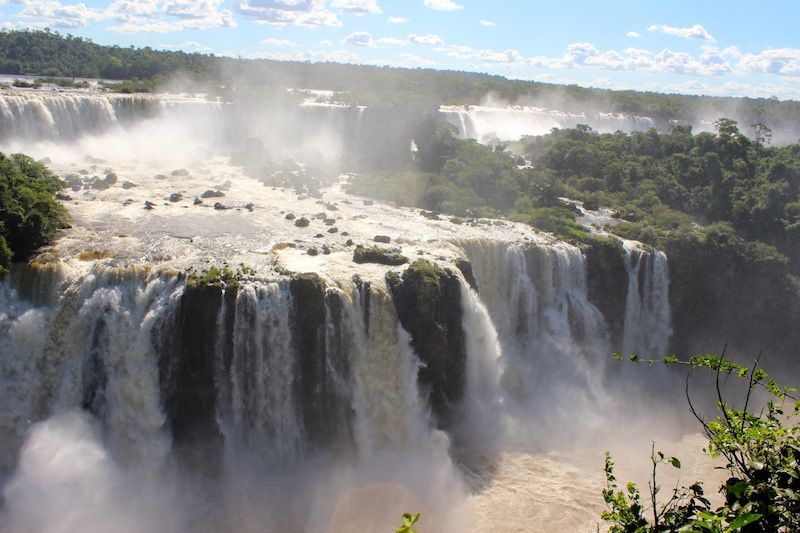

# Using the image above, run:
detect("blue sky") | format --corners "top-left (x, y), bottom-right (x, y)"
top-left (2, 0), bottom-right (800, 100)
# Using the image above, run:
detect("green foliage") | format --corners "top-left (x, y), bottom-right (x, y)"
top-left (603, 354), bottom-right (800, 532)
top-left (0, 152), bottom-right (70, 275)
top-left (395, 513), bottom-right (420, 533)
top-left (185, 263), bottom-right (256, 288)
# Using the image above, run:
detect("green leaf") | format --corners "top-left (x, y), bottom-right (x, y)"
top-left (670, 457), bottom-right (681, 469)
top-left (728, 511), bottom-right (762, 530)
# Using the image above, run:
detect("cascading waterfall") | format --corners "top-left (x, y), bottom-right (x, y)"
top-left (440, 104), bottom-right (656, 143)
top-left (0, 91), bottom-right (224, 142)
top-left (0, 264), bottom-right (181, 471)
top-left (621, 240), bottom-right (672, 357)
top-left (459, 240), bottom-right (610, 406)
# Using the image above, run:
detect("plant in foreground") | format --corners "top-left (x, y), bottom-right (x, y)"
top-left (602, 351), bottom-right (800, 532)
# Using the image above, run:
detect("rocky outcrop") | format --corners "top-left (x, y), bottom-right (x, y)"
top-left (387, 260), bottom-right (466, 429)
top-left (583, 237), bottom-right (628, 348)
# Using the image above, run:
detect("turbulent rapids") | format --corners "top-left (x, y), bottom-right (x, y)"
top-left (0, 87), bottom-right (709, 532)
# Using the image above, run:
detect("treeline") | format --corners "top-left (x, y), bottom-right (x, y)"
top-left (0, 153), bottom-right (70, 275)
top-left (3, 29), bottom-right (800, 127)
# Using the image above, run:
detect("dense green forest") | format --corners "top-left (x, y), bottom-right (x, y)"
top-left (3, 29), bottom-right (800, 127)
top-left (0, 153), bottom-right (70, 276)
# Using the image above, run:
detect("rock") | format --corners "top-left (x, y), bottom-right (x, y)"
top-left (322, 245), bottom-right (331, 255)
top-left (121, 181), bottom-right (138, 189)
top-left (245, 203), bottom-right (255, 212)
top-left (341, 231), bottom-right (349, 237)
top-left (449, 217), bottom-right (464, 225)
top-left (144, 201), bottom-right (155, 210)
top-left (363, 199), bottom-right (374, 206)
top-left (455, 258), bottom-right (478, 292)
top-left (201, 189), bottom-right (225, 199)
top-left (171, 168), bottom-right (190, 177)
top-left (327, 227), bottom-right (338, 234)
top-left (193, 197), bottom-right (203, 205)
top-left (79, 169), bottom-right (89, 175)
top-left (294, 217), bottom-right (310, 228)
top-left (213, 202), bottom-right (228, 210)
top-left (55, 192), bottom-right (72, 201)
top-left (314, 212), bottom-right (327, 220)
top-left (91, 174), bottom-right (116, 190)
top-left (373, 235), bottom-right (391, 244)
top-left (323, 218), bottom-right (336, 226)
top-left (325, 203), bottom-right (338, 211)
top-left (169, 193), bottom-right (183, 202)
top-left (307, 247), bottom-right (319, 256)
top-left (285, 213), bottom-right (296, 220)
top-left (386, 260), bottom-right (466, 429)
top-left (353, 245), bottom-right (408, 266)
top-left (123, 199), bottom-right (134, 206)
top-left (420, 210), bottom-right (441, 220)
top-left (104, 172), bottom-right (118, 184)
top-left (314, 233), bottom-right (324, 238)
top-left (346, 239), bottom-right (354, 246)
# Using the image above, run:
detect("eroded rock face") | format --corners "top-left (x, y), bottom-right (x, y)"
top-left (387, 260), bottom-right (466, 429)
top-left (289, 273), bottom-right (354, 449)
top-left (584, 238), bottom-right (628, 348)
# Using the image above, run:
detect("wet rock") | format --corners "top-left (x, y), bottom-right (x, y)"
top-left (325, 203), bottom-right (338, 211)
top-left (171, 168), bottom-right (190, 177)
top-left (341, 231), bottom-right (349, 237)
top-left (294, 217), bottom-right (310, 228)
top-left (285, 213), bottom-right (296, 220)
top-left (455, 258), bottom-right (478, 292)
top-left (386, 260), bottom-right (466, 429)
top-left (322, 245), bottom-right (331, 255)
top-left (353, 245), bottom-right (408, 266)
top-left (104, 172), bottom-right (117, 185)
top-left (314, 233), bottom-right (324, 238)
top-left (323, 218), bottom-right (336, 226)
top-left (91, 174), bottom-right (116, 190)
top-left (346, 239), bottom-right (354, 246)
top-left (169, 193), bottom-right (183, 202)
top-left (420, 210), bottom-right (441, 220)
top-left (327, 227), bottom-right (338, 234)
top-left (213, 202), bottom-right (228, 210)
top-left (201, 189), bottom-right (225, 199)
top-left (193, 197), bottom-right (203, 205)
top-left (314, 212), bottom-right (327, 220)
top-left (307, 247), bottom-right (319, 256)
top-left (144, 201), bottom-right (155, 210)
top-left (245, 203), bottom-right (255, 212)
top-left (121, 181), bottom-right (138, 189)
top-left (123, 199), bottom-right (135, 206)
top-left (373, 235), bottom-right (391, 244)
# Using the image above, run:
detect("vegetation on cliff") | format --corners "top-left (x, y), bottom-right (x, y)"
top-left (0, 152), bottom-right (70, 276)
top-left (603, 354), bottom-right (799, 532)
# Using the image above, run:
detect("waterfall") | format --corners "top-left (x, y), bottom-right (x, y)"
top-left (458, 240), bottom-right (611, 425)
top-left (0, 91), bottom-right (224, 142)
top-left (440, 104), bottom-right (656, 143)
top-left (621, 241), bottom-right (673, 357)
top-left (0, 264), bottom-right (181, 470)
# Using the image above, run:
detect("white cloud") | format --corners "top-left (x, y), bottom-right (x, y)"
top-left (479, 19), bottom-right (494, 27)
top-left (160, 40), bottom-right (212, 52)
top-left (261, 37), bottom-right (300, 47)
top-left (107, 0), bottom-right (235, 32)
top-left (319, 39), bottom-right (333, 46)
top-left (342, 30), bottom-right (375, 47)
top-left (436, 44), bottom-right (525, 66)
top-left (330, 0), bottom-right (381, 16)
top-left (387, 15), bottom-right (407, 23)
top-left (738, 48), bottom-right (800, 77)
top-left (423, 0), bottom-right (462, 11)
top-left (377, 33), bottom-right (444, 46)
top-left (11, 0), bottom-right (104, 29)
top-left (228, 48), bottom-right (360, 63)
top-left (627, 31), bottom-right (641, 38)
top-left (234, 0), bottom-right (341, 28)
top-left (407, 33), bottom-right (444, 46)
top-left (647, 23), bottom-right (715, 42)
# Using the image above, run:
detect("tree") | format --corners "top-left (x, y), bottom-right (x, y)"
top-left (602, 352), bottom-right (800, 532)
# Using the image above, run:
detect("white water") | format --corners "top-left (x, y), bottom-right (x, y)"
top-left (621, 241), bottom-right (673, 357)
top-left (0, 88), bottom-right (688, 532)
top-left (440, 104), bottom-right (656, 143)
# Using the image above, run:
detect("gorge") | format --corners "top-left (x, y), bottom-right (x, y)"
top-left (0, 86), bottom-right (793, 532)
